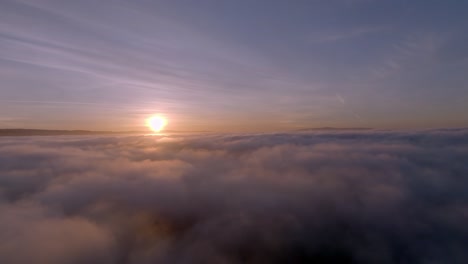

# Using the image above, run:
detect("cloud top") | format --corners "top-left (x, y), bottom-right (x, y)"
top-left (1, 130), bottom-right (468, 263)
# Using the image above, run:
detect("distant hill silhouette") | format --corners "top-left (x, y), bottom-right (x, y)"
top-left (0, 129), bottom-right (143, 136)
top-left (0, 128), bottom-right (372, 136)
top-left (0, 129), bottom-right (209, 136)
top-left (295, 127), bottom-right (372, 131)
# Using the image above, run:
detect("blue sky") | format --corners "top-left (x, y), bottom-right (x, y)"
top-left (0, 0), bottom-right (467, 131)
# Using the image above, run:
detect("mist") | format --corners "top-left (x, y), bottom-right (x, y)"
top-left (1, 130), bottom-right (468, 263)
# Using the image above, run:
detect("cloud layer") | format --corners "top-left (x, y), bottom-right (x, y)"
top-left (1, 130), bottom-right (468, 263)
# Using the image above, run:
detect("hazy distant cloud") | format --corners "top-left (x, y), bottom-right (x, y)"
top-left (1, 130), bottom-right (468, 263)
top-left (308, 26), bottom-right (389, 43)
top-left (371, 33), bottom-right (441, 78)
top-left (434, 31), bottom-right (468, 63)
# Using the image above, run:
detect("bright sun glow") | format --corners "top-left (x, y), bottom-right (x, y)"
top-left (146, 115), bottom-right (167, 132)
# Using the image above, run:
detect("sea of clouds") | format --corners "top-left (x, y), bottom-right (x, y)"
top-left (1, 129), bottom-right (468, 264)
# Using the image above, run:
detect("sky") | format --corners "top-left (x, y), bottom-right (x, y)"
top-left (0, 0), bottom-right (467, 132)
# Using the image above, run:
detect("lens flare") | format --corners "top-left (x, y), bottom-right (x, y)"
top-left (146, 115), bottom-right (167, 132)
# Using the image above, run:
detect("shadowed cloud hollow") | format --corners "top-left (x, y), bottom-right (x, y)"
top-left (1, 130), bottom-right (468, 263)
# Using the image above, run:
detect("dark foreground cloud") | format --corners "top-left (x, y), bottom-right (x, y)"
top-left (1, 130), bottom-right (468, 264)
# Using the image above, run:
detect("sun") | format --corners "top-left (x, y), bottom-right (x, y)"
top-left (146, 115), bottom-right (167, 132)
